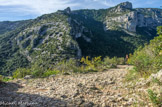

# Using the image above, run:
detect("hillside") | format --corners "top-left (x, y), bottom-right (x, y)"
top-left (0, 2), bottom-right (162, 75)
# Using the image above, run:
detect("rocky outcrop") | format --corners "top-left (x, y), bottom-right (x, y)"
top-left (136, 8), bottom-right (162, 27)
top-left (70, 19), bottom-right (92, 43)
top-left (105, 11), bottom-right (138, 32)
top-left (119, 1), bottom-right (132, 9)
top-left (15, 12), bottom-right (83, 63)
top-left (57, 7), bottom-right (71, 14)
top-left (64, 7), bottom-right (71, 14)
top-left (104, 2), bottom-right (162, 32)
top-left (115, 1), bottom-right (132, 12)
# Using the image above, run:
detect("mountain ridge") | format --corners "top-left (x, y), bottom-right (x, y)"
top-left (0, 1), bottom-right (161, 75)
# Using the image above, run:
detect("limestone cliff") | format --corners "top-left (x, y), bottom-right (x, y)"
top-left (104, 2), bottom-right (162, 32)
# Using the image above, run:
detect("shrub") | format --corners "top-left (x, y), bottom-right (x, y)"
top-left (117, 57), bottom-right (125, 65)
top-left (80, 56), bottom-right (102, 72)
top-left (111, 57), bottom-right (118, 66)
top-left (0, 76), bottom-right (13, 82)
top-left (103, 57), bottom-right (111, 65)
top-left (92, 56), bottom-right (102, 66)
top-left (129, 52), bottom-right (151, 73)
top-left (103, 56), bottom-right (119, 68)
top-left (127, 26), bottom-right (162, 77)
top-left (72, 66), bottom-right (85, 73)
top-left (30, 60), bottom-right (45, 77)
top-left (13, 68), bottom-right (31, 78)
top-left (81, 56), bottom-right (101, 66)
top-left (0, 75), bottom-right (13, 82)
top-left (43, 70), bottom-right (60, 77)
top-left (31, 69), bottom-right (44, 78)
top-left (54, 58), bottom-right (93, 74)
top-left (56, 58), bottom-right (79, 73)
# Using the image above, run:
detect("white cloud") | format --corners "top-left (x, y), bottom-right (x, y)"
top-left (0, 0), bottom-right (161, 21)
top-left (0, 0), bottom-right (144, 16)
top-left (89, 0), bottom-right (122, 7)
top-left (0, 0), bottom-right (80, 15)
top-left (102, 0), bottom-right (116, 7)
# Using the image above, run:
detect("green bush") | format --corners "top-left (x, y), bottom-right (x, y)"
top-left (30, 59), bottom-right (46, 77)
top-left (103, 57), bottom-right (112, 65)
top-left (31, 69), bottom-right (44, 78)
top-left (2, 77), bottom-right (13, 82)
top-left (56, 58), bottom-right (93, 73)
top-left (117, 57), bottom-right (125, 65)
top-left (127, 26), bottom-right (162, 77)
top-left (129, 52), bottom-right (151, 72)
top-left (103, 56), bottom-right (119, 68)
top-left (13, 68), bottom-right (31, 78)
top-left (56, 58), bottom-right (79, 73)
top-left (0, 75), bottom-right (13, 82)
top-left (80, 56), bottom-right (102, 72)
top-left (111, 57), bottom-right (118, 66)
top-left (43, 70), bottom-right (60, 77)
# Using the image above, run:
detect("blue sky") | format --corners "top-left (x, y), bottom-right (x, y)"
top-left (0, 0), bottom-right (161, 21)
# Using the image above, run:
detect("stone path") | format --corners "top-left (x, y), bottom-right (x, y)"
top-left (0, 65), bottom-right (158, 107)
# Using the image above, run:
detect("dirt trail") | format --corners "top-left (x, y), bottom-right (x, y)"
top-left (0, 65), bottom-right (156, 107)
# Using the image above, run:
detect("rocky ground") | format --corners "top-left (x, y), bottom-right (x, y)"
top-left (0, 65), bottom-right (161, 107)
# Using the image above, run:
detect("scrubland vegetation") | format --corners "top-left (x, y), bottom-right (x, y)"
top-left (12, 56), bottom-right (125, 79)
top-left (127, 26), bottom-right (162, 79)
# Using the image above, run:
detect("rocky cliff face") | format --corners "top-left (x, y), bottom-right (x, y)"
top-left (136, 8), bottom-right (162, 27)
top-left (114, 1), bottom-right (133, 12)
top-left (15, 9), bottom-right (86, 63)
top-left (12, 7), bottom-right (95, 65)
top-left (104, 2), bottom-right (162, 32)
top-left (105, 11), bottom-right (138, 32)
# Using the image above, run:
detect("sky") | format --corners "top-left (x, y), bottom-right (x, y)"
top-left (0, 0), bottom-right (161, 21)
